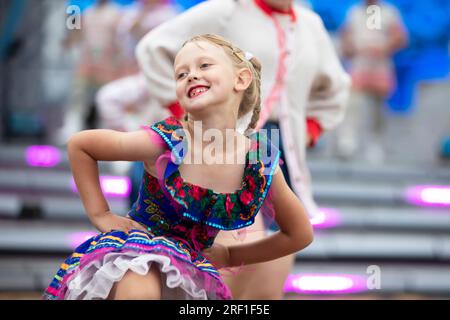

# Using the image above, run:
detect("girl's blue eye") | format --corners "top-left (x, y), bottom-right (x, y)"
top-left (200, 63), bottom-right (211, 68)
top-left (177, 72), bottom-right (187, 79)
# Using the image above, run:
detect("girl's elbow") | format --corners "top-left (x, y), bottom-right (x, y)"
top-left (293, 227), bottom-right (314, 251)
top-left (303, 230), bottom-right (314, 249)
top-left (67, 132), bottom-right (88, 156)
top-left (67, 133), bottom-right (80, 150)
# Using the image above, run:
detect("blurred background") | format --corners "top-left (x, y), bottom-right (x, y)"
top-left (0, 0), bottom-right (449, 300)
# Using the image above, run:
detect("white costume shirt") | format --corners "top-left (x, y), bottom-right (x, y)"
top-left (136, 0), bottom-right (351, 217)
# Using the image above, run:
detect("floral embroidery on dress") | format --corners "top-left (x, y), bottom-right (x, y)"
top-left (146, 116), bottom-right (280, 230)
top-left (43, 116), bottom-right (280, 301)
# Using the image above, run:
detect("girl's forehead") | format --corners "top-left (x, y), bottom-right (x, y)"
top-left (174, 41), bottom-right (229, 65)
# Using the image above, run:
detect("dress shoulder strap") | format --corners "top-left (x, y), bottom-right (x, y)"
top-left (148, 116), bottom-right (187, 165)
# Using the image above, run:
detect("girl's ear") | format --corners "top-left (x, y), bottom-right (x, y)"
top-left (234, 68), bottom-right (253, 92)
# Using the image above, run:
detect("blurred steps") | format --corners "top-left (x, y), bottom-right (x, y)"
top-left (1, 258), bottom-right (450, 295)
top-left (0, 193), bottom-right (129, 220)
top-left (0, 220), bottom-right (449, 262)
top-left (1, 144), bottom-right (450, 297)
top-left (308, 159), bottom-right (450, 183)
top-left (289, 262), bottom-right (450, 296)
top-left (1, 164), bottom-right (448, 219)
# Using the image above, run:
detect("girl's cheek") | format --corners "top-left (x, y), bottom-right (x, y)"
top-left (175, 85), bottom-right (184, 100)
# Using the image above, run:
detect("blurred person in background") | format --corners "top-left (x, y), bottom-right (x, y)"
top-left (136, 0), bottom-right (350, 299)
top-left (117, 0), bottom-right (178, 76)
top-left (95, 0), bottom-right (178, 204)
top-left (56, 0), bottom-right (125, 145)
top-left (96, 0), bottom-right (178, 133)
top-left (337, 0), bottom-right (407, 163)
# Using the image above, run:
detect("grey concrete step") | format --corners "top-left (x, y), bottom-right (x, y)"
top-left (299, 229), bottom-right (450, 261)
top-left (317, 205), bottom-right (450, 232)
top-left (1, 167), bottom-right (445, 212)
top-left (1, 256), bottom-right (450, 296)
top-left (307, 159), bottom-right (450, 184)
top-left (288, 261), bottom-right (450, 296)
top-left (4, 199), bottom-right (450, 233)
top-left (1, 220), bottom-right (449, 262)
top-left (0, 192), bottom-right (129, 219)
top-left (0, 167), bottom-right (125, 195)
top-left (2, 143), bottom-right (450, 183)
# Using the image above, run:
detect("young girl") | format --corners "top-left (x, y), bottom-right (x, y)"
top-left (137, 0), bottom-right (350, 300)
top-left (43, 34), bottom-right (313, 300)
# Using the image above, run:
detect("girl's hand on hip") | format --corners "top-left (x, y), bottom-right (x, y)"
top-left (202, 243), bottom-right (230, 269)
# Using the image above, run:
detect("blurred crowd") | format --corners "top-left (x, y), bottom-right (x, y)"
top-left (1, 0), bottom-right (449, 163)
top-left (57, 0), bottom-right (178, 144)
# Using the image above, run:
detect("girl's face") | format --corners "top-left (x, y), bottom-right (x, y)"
top-left (174, 41), bottom-right (238, 116)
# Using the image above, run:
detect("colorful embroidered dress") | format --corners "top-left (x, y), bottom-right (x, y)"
top-left (43, 117), bottom-right (280, 300)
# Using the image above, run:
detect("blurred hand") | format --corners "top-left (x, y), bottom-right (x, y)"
top-left (91, 211), bottom-right (148, 234)
top-left (202, 243), bottom-right (230, 269)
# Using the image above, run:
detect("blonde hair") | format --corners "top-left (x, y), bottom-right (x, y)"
top-left (182, 34), bottom-right (262, 134)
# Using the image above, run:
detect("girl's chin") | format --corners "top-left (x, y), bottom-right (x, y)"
top-left (183, 101), bottom-right (210, 113)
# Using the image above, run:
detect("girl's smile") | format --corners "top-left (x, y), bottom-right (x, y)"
top-left (187, 85), bottom-right (210, 99)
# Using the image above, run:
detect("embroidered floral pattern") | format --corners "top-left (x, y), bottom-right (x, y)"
top-left (129, 116), bottom-right (280, 238)
top-left (42, 117), bottom-right (281, 301)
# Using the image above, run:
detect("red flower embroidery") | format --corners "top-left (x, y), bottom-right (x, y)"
top-left (173, 176), bottom-right (183, 189)
top-left (247, 175), bottom-right (256, 192)
top-left (178, 189), bottom-right (186, 198)
top-left (190, 251), bottom-right (198, 260)
top-left (225, 195), bottom-right (234, 217)
top-left (189, 185), bottom-right (203, 201)
top-left (146, 177), bottom-right (160, 194)
top-left (165, 117), bottom-right (179, 126)
top-left (240, 190), bottom-right (253, 206)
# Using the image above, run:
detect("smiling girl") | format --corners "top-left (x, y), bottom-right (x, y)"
top-left (43, 34), bottom-right (313, 300)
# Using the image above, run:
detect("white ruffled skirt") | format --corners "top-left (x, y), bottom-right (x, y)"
top-left (65, 251), bottom-right (209, 300)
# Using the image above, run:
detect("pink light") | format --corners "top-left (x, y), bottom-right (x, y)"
top-left (405, 185), bottom-right (450, 207)
top-left (71, 176), bottom-right (131, 197)
top-left (25, 145), bottom-right (61, 167)
top-left (284, 274), bottom-right (367, 295)
top-left (66, 231), bottom-right (97, 249)
top-left (310, 208), bottom-right (342, 229)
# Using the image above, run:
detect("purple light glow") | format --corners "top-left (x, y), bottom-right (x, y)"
top-left (71, 176), bottom-right (131, 197)
top-left (67, 231), bottom-right (97, 249)
top-left (405, 185), bottom-right (450, 207)
top-left (310, 208), bottom-right (342, 229)
top-left (284, 274), bottom-right (368, 295)
top-left (25, 145), bottom-right (61, 167)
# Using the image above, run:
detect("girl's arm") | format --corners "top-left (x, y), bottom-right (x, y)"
top-left (213, 167), bottom-right (314, 267)
top-left (67, 129), bottom-right (164, 232)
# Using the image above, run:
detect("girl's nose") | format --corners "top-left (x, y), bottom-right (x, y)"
top-left (188, 75), bottom-right (199, 82)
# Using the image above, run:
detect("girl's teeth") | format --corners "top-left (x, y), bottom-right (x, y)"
top-left (190, 87), bottom-right (208, 98)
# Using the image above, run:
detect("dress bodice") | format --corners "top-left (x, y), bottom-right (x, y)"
top-left (128, 117), bottom-right (280, 251)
